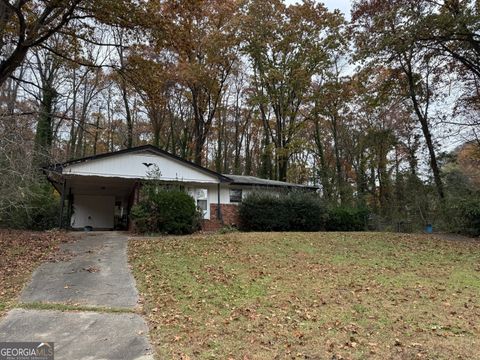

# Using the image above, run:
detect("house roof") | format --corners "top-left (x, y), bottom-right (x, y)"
top-left (224, 174), bottom-right (318, 190)
top-left (47, 145), bottom-right (232, 183)
top-left (46, 145), bottom-right (317, 189)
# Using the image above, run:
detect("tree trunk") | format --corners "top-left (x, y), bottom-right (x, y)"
top-left (68, 68), bottom-right (77, 160)
top-left (405, 64), bottom-right (444, 199)
top-left (0, 45), bottom-right (29, 86)
top-left (355, 154), bottom-right (368, 206)
top-left (193, 135), bottom-right (204, 165)
top-left (33, 84), bottom-right (56, 167)
top-left (244, 129), bottom-right (252, 176)
top-left (215, 117), bottom-right (223, 173)
top-left (121, 81), bottom-right (133, 148)
top-left (277, 151), bottom-right (288, 182)
top-left (93, 111), bottom-right (100, 155)
top-left (259, 128), bottom-right (273, 179)
top-left (331, 115), bottom-right (345, 203)
top-left (74, 115), bottom-right (85, 159)
top-left (314, 119), bottom-right (331, 201)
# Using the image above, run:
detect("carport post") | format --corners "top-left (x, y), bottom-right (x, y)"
top-left (217, 183), bottom-right (223, 223)
top-left (66, 187), bottom-right (72, 227)
top-left (59, 180), bottom-right (66, 229)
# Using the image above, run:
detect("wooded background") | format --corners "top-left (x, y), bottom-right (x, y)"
top-left (1, 0), bottom-right (479, 232)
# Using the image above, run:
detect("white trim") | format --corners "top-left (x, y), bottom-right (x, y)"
top-left (63, 170), bottom-right (219, 183)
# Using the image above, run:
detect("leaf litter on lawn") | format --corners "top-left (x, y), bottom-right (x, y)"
top-left (129, 232), bottom-right (480, 360)
top-left (0, 229), bottom-right (73, 316)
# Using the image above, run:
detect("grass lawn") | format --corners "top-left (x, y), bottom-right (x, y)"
top-left (0, 230), bottom-right (70, 317)
top-left (129, 232), bottom-right (480, 359)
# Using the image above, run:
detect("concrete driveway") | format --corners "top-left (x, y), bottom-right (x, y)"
top-left (21, 232), bottom-right (138, 308)
top-left (0, 232), bottom-right (153, 360)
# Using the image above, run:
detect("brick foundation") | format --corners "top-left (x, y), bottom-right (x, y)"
top-left (201, 219), bottom-right (223, 231)
top-left (212, 203), bottom-right (240, 225)
top-left (202, 204), bottom-right (240, 231)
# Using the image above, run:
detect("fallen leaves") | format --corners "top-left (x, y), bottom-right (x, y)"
top-left (83, 266), bottom-right (100, 273)
top-left (0, 229), bottom-right (72, 316)
top-left (128, 232), bottom-right (480, 359)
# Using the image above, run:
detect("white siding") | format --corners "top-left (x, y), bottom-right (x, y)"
top-left (71, 195), bottom-right (115, 229)
top-left (64, 153), bottom-right (220, 184)
top-left (209, 184), bottom-right (230, 204)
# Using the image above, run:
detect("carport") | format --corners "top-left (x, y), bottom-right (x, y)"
top-left (65, 175), bottom-right (137, 230)
top-left (44, 145), bottom-right (228, 231)
top-left (47, 172), bottom-right (139, 230)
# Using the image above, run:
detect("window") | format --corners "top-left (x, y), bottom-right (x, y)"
top-left (194, 189), bottom-right (208, 218)
top-left (197, 199), bottom-right (208, 212)
top-left (229, 189), bottom-right (243, 203)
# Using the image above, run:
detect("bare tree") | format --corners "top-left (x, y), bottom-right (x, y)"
top-left (0, 0), bottom-right (84, 85)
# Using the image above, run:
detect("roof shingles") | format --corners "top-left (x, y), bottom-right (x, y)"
top-left (223, 174), bottom-right (317, 190)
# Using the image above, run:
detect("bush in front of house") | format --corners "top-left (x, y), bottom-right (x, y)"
top-left (325, 206), bottom-right (369, 231)
top-left (0, 181), bottom-right (61, 230)
top-left (238, 192), bottom-right (289, 231)
top-left (131, 186), bottom-right (202, 235)
top-left (285, 192), bottom-right (329, 231)
top-left (238, 191), bottom-right (327, 231)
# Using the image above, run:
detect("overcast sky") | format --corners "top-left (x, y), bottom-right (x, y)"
top-left (322, 0), bottom-right (351, 16)
top-left (285, 0), bottom-right (352, 17)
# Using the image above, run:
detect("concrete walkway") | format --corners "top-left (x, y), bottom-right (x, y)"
top-left (0, 232), bottom-right (153, 360)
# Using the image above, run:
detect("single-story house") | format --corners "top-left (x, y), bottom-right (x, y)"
top-left (45, 145), bottom-right (317, 231)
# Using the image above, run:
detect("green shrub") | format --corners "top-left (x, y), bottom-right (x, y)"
top-left (238, 191), bottom-right (327, 232)
top-left (0, 182), bottom-right (60, 230)
top-left (443, 197), bottom-right (480, 237)
top-left (461, 199), bottom-right (480, 236)
top-left (131, 185), bottom-right (201, 235)
top-left (218, 225), bottom-right (239, 234)
top-left (325, 206), bottom-right (369, 231)
top-left (238, 192), bottom-right (288, 231)
top-left (285, 192), bottom-right (328, 231)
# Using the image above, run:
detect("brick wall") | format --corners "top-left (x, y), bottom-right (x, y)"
top-left (201, 203), bottom-right (240, 231)
top-left (211, 203), bottom-right (240, 225)
top-left (201, 219), bottom-right (222, 231)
